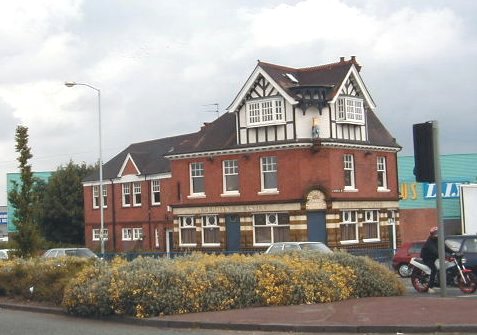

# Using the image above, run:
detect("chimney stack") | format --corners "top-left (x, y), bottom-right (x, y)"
top-left (340, 56), bottom-right (345, 62)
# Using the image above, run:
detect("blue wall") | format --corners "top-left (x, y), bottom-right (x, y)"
top-left (6, 172), bottom-right (52, 233)
top-left (398, 154), bottom-right (477, 220)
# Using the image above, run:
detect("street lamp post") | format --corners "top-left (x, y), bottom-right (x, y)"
top-left (65, 81), bottom-right (105, 255)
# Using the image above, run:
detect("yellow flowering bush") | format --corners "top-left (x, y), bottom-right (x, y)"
top-left (2, 250), bottom-right (405, 318)
top-left (61, 251), bottom-right (403, 318)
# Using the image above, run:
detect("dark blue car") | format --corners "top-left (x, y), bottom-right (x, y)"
top-left (445, 235), bottom-right (477, 274)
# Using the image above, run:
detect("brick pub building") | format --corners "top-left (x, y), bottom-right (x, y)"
top-left (83, 57), bottom-right (401, 253)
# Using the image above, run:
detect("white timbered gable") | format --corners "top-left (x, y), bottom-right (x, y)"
top-left (234, 72), bottom-right (297, 145)
top-left (329, 69), bottom-right (373, 142)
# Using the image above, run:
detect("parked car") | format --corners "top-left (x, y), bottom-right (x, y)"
top-left (265, 241), bottom-right (332, 254)
top-left (392, 240), bottom-right (425, 277)
top-left (42, 248), bottom-right (98, 259)
top-left (0, 249), bottom-right (11, 260)
top-left (445, 235), bottom-right (477, 274)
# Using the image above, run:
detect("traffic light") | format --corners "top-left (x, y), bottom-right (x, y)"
top-left (413, 122), bottom-right (435, 182)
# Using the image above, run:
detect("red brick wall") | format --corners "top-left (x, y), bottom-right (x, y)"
top-left (168, 147), bottom-right (399, 206)
top-left (399, 208), bottom-right (437, 243)
top-left (84, 177), bottom-right (176, 252)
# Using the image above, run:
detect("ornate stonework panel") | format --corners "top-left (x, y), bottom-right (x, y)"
top-left (305, 190), bottom-right (327, 210)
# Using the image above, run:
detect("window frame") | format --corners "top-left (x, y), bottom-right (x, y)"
top-left (133, 227), bottom-right (143, 240)
top-left (363, 210), bottom-right (380, 242)
top-left (343, 154), bottom-right (356, 190)
top-left (222, 159), bottom-right (239, 195)
top-left (246, 97), bottom-right (285, 127)
top-left (101, 186), bottom-right (107, 208)
top-left (201, 215), bottom-right (220, 247)
top-left (179, 216), bottom-right (197, 246)
top-left (92, 228), bottom-right (109, 241)
top-left (151, 179), bottom-right (161, 205)
top-left (122, 228), bottom-right (133, 241)
top-left (92, 185), bottom-right (99, 209)
top-left (336, 97), bottom-right (364, 125)
top-left (260, 156), bottom-right (278, 193)
top-left (252, 212), bottom-right (290, 246)
top-left (340, 210), bottom-right (358, 244)
top-left (122, 183), bottom-right (131, 207)
top-left (133, 182), bottom-right (142, 207)
top-left (189, 162), bottom-right (205, 197)
top-left (377, 156), bottom-right (388, 191)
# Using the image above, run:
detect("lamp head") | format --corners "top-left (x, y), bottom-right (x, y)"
top-left (64, 81), bottom-right (77, 87)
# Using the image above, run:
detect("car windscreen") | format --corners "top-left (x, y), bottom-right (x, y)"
top-left (300, 243), bottom-right (332, 253)
top-left (65, 249), bottom-right (96, 257)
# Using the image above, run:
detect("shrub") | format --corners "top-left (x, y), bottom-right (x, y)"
top-left (0, 257), bottom-right (94, 304)
top-left (63, 251), bottom-right (403, 318)
top-left (62, 259), bottom-right (117, 317)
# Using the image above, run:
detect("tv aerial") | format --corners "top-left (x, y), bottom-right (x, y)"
top-left (202, 103), bottom-right (219, 119)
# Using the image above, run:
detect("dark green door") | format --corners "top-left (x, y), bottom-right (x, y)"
top-left (307, 211), bottom-right (327, 243)
top-left (226, 214), bottom-right (241, 252)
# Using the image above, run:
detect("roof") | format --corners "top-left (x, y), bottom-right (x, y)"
top-left (83, 133), bottom-right (196, 182)
top-left (228, 56), bottom-right (374, 113)
top-left (166, 108), bottom-right (400, 157)
top-left (258, 58), bottom-right (356, 101)
top-left (85, 59), bottom-right (399, 182)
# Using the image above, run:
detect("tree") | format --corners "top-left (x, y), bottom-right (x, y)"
top-left (8, 125), bottom-right (43, 257)
top-left (37, 161), bottom-right (95, 245)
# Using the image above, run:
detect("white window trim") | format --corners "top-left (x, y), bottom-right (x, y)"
top-left (222, 159), bottom-right (240, 195)
top-left (246, 97), bottom-right (286, 127)
top-left (362, 210), bottom-right (381, 243)
top-left (189, 162), bottom-right (205, 197)
top-left (133, 227), bottom-right (143, 240)
top-left (252, 213), bottom-right (289, 247)
top-left (122, 183), bottom-right (131, 207)
top-left (201, 215), bottom-right (220, 247)
top-left (344, 154), bottom-right (356, 191)
top-left (101, 186), bottom-right (107, 208)
top-left (340, 210), bottom-right (359, 244)
top-left (122, 228), bottom-right (132, 241)
top-left (92, 185), bottom-right (99, 209)
top-left (260, 156), bottom-right (278, 193)
top-left (179, 216), bottom-right (197, 247)
top-left (133, 182), bottom-right (142, 207)
top-left (377, 156), bottom-right (389, 191)
top-left (92, 228), bottom-right (109, 241)
top-left (151, 179), bottom-right (161, 205)
top-left (336, 96), bottom-right (364, 125)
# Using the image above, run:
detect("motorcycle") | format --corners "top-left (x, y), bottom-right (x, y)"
top-left (409, 253), bottom-right (477, 294)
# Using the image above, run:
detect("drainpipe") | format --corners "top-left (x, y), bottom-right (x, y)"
top-left (146, 174), bottom-right (153, 250)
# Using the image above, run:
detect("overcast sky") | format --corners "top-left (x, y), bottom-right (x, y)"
top-left (1, 0), bottom-right (476, 205)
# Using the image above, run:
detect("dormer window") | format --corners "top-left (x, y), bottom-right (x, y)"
top-left (247, 98), bottom-right (284, 127)
top-left (337, 97), bottom-right (364, 125)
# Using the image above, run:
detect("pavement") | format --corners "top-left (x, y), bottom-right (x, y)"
top-left (1, 291), bottom-right (477, 333)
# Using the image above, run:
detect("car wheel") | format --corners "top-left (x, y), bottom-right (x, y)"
top-left (398, 263), bottom-right (412, 277)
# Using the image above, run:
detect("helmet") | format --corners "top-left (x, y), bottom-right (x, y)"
top-left (429, 226), bottom-right (438, 235)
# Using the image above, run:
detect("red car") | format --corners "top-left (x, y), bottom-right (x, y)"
top-left (392, 241), bottom-right (425, 277)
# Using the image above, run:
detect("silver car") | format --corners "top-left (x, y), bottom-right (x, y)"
top-left (42, 248), bottom-right (98, 259)
top-left (265, 242), bottom-right (332, 254)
